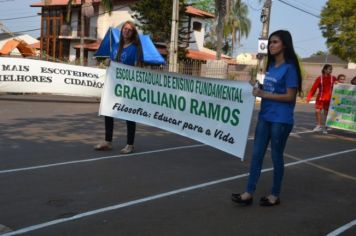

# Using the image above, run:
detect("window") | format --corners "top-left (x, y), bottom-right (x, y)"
top-left (193, 21), bottom-right (202, 32)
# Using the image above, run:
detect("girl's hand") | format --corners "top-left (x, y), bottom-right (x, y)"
top-left (252, 87), bottom-right (263, 97)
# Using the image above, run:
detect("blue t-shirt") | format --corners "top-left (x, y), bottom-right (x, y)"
top-left (259, 62), bottom-right (298, 124)
top-left (111, 43), bottom-right (139, 66)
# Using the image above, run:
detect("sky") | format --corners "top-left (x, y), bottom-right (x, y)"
top-left (0, 0), bottom-right (328, 58)
top-left (238, 0), bottom-right (328, 58)
top-left (0, 0), bottom-right (41, 37)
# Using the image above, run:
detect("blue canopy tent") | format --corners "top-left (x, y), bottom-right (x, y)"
top-left (94, 28), bottom-right (165, 65)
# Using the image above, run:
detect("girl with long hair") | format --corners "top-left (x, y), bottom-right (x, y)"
top-left (231, 30), bottom-right (303, 206)
top-left (95, 21), bottom-right (143, 154)
top-left (306, 64), bottom-right (336, 134)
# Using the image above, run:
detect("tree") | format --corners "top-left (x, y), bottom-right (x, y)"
top-left (197, 0), bottom-right (250, 57)
top-left (310, 50), bottom-right (327, 57)
top-left (224, 0), bottom-right (250, 56)
top-left (319, 0), bottom-right (356, 62)
top-left (190, 0), bottom-right (214, 13)
top-left (214, 0), bottom-right (228, 60)
top-left (61, 0), bottom-right (113, 65)
top-left (131, 0), bottom-right (191, 60)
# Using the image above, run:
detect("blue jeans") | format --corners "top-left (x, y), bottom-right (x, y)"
top-left (246, 119), bottom-right (293, 197)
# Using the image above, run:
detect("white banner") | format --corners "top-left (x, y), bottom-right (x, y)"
top-left (326, 84), bottom-right (356, 132)
top-left (0, 57), bottom-right (106, 97)
top-left (99, 62), bottom-right (255, 159)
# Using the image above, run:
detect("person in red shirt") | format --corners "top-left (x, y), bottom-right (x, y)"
top-left (306, 64), bottom-right (336, 134)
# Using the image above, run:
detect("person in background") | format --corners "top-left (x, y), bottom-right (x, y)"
top-left (335, 74), bottom-right (346, 84)
top-left (231, 30), bottom-right (303, 207)
top-left (95, 21), bottom-right (143, 154)
top-left (305, 64), bottom-right (336, 134)
top-left (351, 76), bottom-right (356, 85)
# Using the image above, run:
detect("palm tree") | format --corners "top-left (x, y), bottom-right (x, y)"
top-left (214, 0), bottom-right (227, 60)
top-left (224, 0), bottom-right (251, 56)
top-left (215, 0), bottom-right (264, 59)
top-left (62, 0), bottom-right (113, 65)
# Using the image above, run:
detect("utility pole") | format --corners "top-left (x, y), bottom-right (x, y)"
top-left (80, 0), bottom-right (85, 66)
top-left (257, 0), bottom-right (272, 73)
top-left (169, 0), bottom-right (179, 72)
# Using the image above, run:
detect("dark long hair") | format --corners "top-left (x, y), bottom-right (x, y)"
top-left (117, 21), bottom-right (143, 66)
top-left (266, 30), bottom-right (303, 96)
top-left (321, 64), bottom-right (332, 75)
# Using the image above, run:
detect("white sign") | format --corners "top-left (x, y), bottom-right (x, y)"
top-left (258, 39), bottom-right (268, 54)
top-left (99, 62), bottom-right (255, 159)
top-left (0, 57), bottom-right (106, 97)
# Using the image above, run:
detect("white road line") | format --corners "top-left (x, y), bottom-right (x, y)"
top-left (0, 130), bottom-right (315, 174)
top-left (289, 130), bottom-right (314, 135)
top-left (0, 144), bottom-right (205, 174)
top-left (284, 153), bottom-right (356, 181)
top-left (2, 148), bottom-right (356, 236)
top-left (326, 219), bottom-right (356, 236)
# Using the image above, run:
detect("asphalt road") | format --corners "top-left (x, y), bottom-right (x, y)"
top-left (0, 94), bottom-right (355, 236)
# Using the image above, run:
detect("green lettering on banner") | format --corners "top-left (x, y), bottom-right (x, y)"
top-left (341, 114), bottom-right (356, 122)
top-left (114, 84), bottom-right (186, 111)
top-left (133, 70), bottom-right (163, 87)
top-left (115, 84), bottom-right (122, 96)
top-left (189, 98), bottom-right (240, 126)
top-left (116, 67), bottom-right (134, 80)
top-left (194, 80), bottom-right (243, 102)
top-left (334, 89), bottom-right (356, 96)
top-left (340, 98), bottom-right (356, 106)
top-left (334, 106), bottom-right (352, 114)
top-left (163, 75), bottom-right (171, 88)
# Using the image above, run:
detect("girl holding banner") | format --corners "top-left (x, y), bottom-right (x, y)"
top-left (95, 21), bottom-right (143, 154)
top-left (231, 30), bottom-right (303, 206)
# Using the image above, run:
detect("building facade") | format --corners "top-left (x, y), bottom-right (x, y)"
top-left (31, 0), bottom-right (233, 66)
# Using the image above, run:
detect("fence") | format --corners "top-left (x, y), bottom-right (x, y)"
top-left (149, 59), bottom-right (252, 81)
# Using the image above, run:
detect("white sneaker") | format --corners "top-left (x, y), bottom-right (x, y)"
top-left (94, 141), bottom-right (112, 151)
top-left (120, 145), bottom-right (134, 154)
top-left (312, 126), bottom-right (323, 132)
top-left (322, 128), bottom-right (328, 134)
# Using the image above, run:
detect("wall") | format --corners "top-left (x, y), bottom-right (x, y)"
top-left (96, 5), bottom-right (135, 40)
top-left (188, 17), bottom-right (205, 50)
top-left (303, 64), bottom-right (356, 94)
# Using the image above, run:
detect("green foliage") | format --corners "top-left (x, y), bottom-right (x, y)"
top-left (310, 50), bottom-right (327, 57)
top-left (319, 0), bottom-right (356, 62)
top-left (224, 0), bottom-right (250, 56)
top-left (131, 0), bottom-right (174, 43)
top-left (131, 0), bottom-right (190, 59)
top-left (191, 0), bottom-right (251, 57)
top-left (189, 0), bottom-right (215, 13)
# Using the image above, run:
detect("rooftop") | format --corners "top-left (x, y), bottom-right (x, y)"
top-left (31, 0), bottom-right (215, 20)
top-left (302, 54), bottom-right (347, 65)
top-left (31, 0), bottom-right (101, 7)
top-left (185, 6), bottom-right (214, 18)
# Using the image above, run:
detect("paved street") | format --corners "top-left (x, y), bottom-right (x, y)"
top-left (0, 94), bottom-right (355, 236)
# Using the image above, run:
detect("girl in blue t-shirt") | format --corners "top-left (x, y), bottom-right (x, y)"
top-left (232, 30), bottom-right (303, 206)
top-left (95, 21), bottom-right (143, 154)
